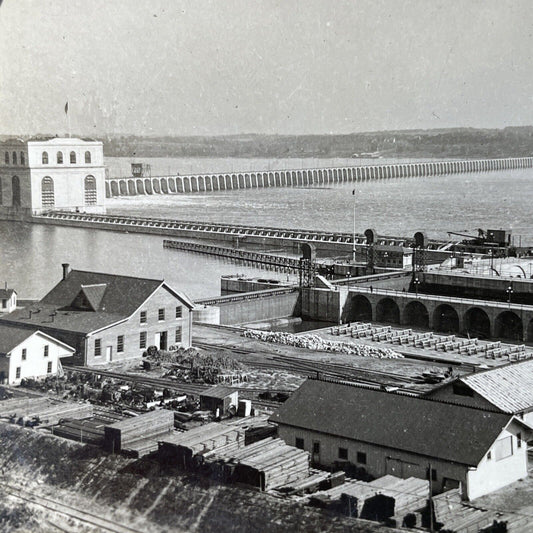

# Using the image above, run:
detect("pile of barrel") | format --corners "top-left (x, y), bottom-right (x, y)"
top-left (242, 330), bottom-right (403, 359)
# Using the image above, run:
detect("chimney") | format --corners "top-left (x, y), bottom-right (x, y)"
top-left (62, 263), bottom-right (71, 280)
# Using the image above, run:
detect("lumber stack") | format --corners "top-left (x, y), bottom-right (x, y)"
top-left (104, 409), bottom-right (174, 453)
top-left (209, 437), bottom-right (310, 491)
top-left (309, 474), bottom-right (428, 524)
top-left (18, 401), bottom-right (93, 427)
top-left (0, 396), bottom-right (57, 418)
top-left (158, 422), bottom-right (245, 468)
top-left (53, 410), bottom-right (126, 446)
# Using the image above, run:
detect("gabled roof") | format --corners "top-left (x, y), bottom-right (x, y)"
top-left (0, 325), bottom-right (38, 354)
top-left (0, 289), bottom-right (16, 299)
top-left (459, 359), bottom-right (533, 413)
top-left (0, 324), bottom-right (74, 355)
top-left (269, 378), bottom-right (516, 467)
top-left (200, 385), bottom-right (237, 399)
top-left (1, 269), bottom-right (194, 335)
top-left (71, 284), bottom-right (108, 311)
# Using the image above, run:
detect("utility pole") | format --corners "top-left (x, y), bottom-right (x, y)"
top-left (428, 462), bottom-right (434, 533)
top-left (352, 189), bottom-right (356, 263)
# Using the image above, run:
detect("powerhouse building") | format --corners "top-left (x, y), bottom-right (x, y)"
top-left (0, 137), bottom-right (106, 219)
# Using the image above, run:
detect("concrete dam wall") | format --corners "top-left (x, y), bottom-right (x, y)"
top-left (105, 157), bottom-right (533, 198)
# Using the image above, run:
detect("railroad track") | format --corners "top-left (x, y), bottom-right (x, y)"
top-left (1, 481), bottom-right (146, 533)
top-left (67, 366), bottom-right (284, 410)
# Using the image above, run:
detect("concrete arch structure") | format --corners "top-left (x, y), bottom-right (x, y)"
top-left (494, 311), bottom-right (523, 342)
top-left (376, 298), bottom-right (401, 324)
top-left (403, 300), bottom-right (429, 329)
top-left (433, 304), bottom-right (460, 333)
top-left (464, 307), bottom-right (491, 339)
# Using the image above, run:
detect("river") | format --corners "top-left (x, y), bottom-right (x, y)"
top-left (1, 157), bottom-right (532, 300)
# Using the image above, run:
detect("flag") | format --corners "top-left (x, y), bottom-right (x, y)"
top-left (64, 101), bottom-right (69, 115)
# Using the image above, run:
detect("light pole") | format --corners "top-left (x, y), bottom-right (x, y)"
top-left (414, 277), bottom-right (421, 298)
top-left (506, 284), bottom-right (513, 307)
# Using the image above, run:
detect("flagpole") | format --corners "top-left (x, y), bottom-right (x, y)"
top-left (65, 100), bottom-right (71, 138)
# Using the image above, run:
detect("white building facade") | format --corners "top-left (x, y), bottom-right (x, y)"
top-left (0, 326), bottom-right (74, 385)
top-left (0, 137), bottom-right (106, 219)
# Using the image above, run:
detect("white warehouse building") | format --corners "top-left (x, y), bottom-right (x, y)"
top-left (0, 137), bottom-right (106, 220)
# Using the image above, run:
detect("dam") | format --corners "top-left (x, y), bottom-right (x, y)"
top-left (104, 156), bottom-right (533, 197)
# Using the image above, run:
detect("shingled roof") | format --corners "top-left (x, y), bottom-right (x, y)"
top-left (270, 378), bottom-right (520, 467)
top-left (0, 269), bottom-right (193, 335)
top-left (459, 359), bottom-right (533, 414)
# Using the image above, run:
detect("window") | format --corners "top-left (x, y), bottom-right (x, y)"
top-left (43, 345), bottom-right (49, 357)
top-left (140, 310), bottom-right (147, 324)
top-left (47, 361), bottom-right (52, 374)
top-left (4, 152), bottom-right (8, 165)
top-left (85, 151), bottom-right (91, 164)
top-left (312, 441), bottom-right (320, 454)
top-left (41, 177), bottom-right (55, 208)
top-left (175, 327), bottom-right (182, 343)
top-left (42, 151), bottom-right (48, 164)
top-left (295, 438), bottom-right (304, 450)
top-left (158, 308), bottom-right (165, 321)
top-left (94, 338), bottom-right (102, 357)
top-left (140, 332), bottom-right (147, 349)
top-left (1, 299), bottom-right (5, 309)
top-left (20, 152), bottom-right (25, 165)
top-left (21, 348), bottom-right (27, 360)
top-left (15, 367), bottom-right (21, 379)
top-left (338, 447), bottom-right (348, 460)
top-left (12, 152), bottom-right (17, 165)
top-left (175, 306), bottom-right (182, 318)
top-left (117, 335), bottom-right (124, 353)
top-left (84, 175), bottom-right (97, 205)
top-left (70, 151), bottom-right (76, 164)
top-left (356, 451), bottom-right (367, 464)
top-left (56, 151), bottom-right (63, 164)
top-left (495, 436), bottom-right (513, 460)
top-left (517, 433), bottom-right (522, 448)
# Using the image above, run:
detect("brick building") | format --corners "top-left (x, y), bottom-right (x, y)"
top-left (0, 264), bottom-right (194, 366)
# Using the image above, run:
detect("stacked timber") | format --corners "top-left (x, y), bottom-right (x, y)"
top-left (17, 401), bottom-right (93, 427)
top-left (0, 396), bottom-right (58, 418)
top-left (158, 422), bottom-right (245, 468)
top-left (432, 490), bottom-right (498, 533)
top-left (206, 437), bottom-right (310, 491)
top-left (310, 475), bottom-right (428, 524)
top-left (53, 410), bottom-right (126, 445)
top-left (104, 409), bottom-right (174, 454)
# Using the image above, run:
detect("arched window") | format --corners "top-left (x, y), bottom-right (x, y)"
top-left (4, 152), bottom-right (8, 165)
top-left (20, 152), bottom-right (25, 165)
top-left (70, 151), bottom-right (76, 164)
top-left (85, 151), bottom-right (91, 164)
top-left (42, 152), bottom-right (48, 164)
top-left (84, 175), bottom-right (97, 205)
top-left (41, 177), bottom-right (55, 208)
top-left (12, 152), bottom-right (17, 165)
top-left (12, 176), bottom-right (20, 206)
top-left (57, 151), bottom-right (63, 164)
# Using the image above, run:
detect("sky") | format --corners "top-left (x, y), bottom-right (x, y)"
top-left (1, 0), bottom-right (533, 136)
